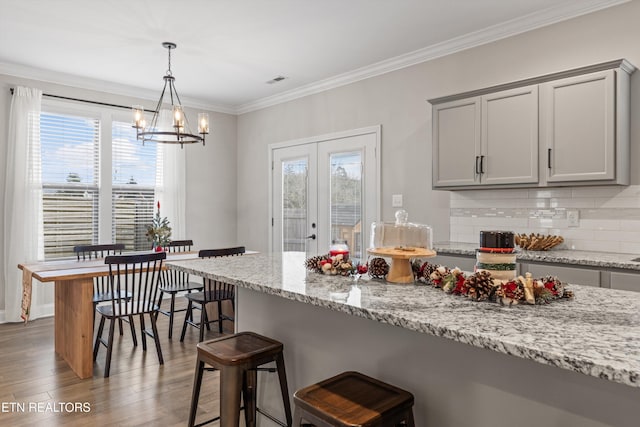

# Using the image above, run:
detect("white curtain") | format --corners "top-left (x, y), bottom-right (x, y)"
top-left (156, 143), bottom-right (186, 240)
top-left (3, 87), bottom-right (46, 322)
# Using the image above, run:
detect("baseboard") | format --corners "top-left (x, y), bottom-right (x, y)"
top-left (0, 304), bottom-right (55, 324)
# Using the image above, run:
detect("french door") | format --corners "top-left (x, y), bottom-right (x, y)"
top-left (270, 127), bottom-right (379, 260)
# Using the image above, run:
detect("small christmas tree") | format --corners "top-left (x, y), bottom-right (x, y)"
top-left (146, 201), bottom-right (171, 249)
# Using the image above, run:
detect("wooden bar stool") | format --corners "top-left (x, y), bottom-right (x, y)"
top-left (188, 331), bottom-right (293, 427)
top-left (293, 371), bottom-right (415, 427)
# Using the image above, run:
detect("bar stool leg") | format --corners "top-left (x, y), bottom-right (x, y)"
top-left (275, 353), bottom-right (293, 426)
top-left (168, 292), bottom-right (176, 339)
top-left (220, 365), bottom-right (242, 427)
top-left (292, 407), bottom-right (303, 427)
top-left (188, 359), bottom-right (205, 427)
top-left (405, 410), bottom-right (416, 427)
top-left (242, 369), bottom-right (258, 427)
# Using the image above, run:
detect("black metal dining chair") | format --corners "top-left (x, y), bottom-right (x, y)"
top-left (93, 251), bottom-right (166, 378)
top-left (180, 246), bottom-right (245, 342)
top-left (73, 243), bottom-right (135, 338)
top-left (156, 239), bottom-right (204, 339)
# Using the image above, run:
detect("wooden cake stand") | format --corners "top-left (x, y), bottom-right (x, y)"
top-left (367, 247), bottom-right (437, 283)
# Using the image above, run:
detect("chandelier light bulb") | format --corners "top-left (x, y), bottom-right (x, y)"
top-left (198, 113), bottom-right (209, 134)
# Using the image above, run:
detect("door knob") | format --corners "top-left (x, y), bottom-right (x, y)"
top-left (305, 234), bottom-right (316, 240)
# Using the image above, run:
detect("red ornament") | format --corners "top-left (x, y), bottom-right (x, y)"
top-left (357, 264), bottom-right (368, 274)
top-left (157, 201), bottom-right (161, 210)
top-left (155, 245), bottom-right (164, 252)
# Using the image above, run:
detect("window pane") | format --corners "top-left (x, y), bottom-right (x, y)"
top-left (330, 152), bottom-right (362, 259)
top-left (282, 158), bottom-right (307, 252)
top-left (40, 112), bottom-right (100, 259)
top-left (112, 121), bottom-right (160, 251)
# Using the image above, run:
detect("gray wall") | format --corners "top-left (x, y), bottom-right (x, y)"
top-left (236, 0), bottom-right (640, 253)
top-left (0, 75), bottom-right (238, 314)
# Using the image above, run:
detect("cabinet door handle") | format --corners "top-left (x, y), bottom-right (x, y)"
top-left (547, 148), bottom-right (552, 169)
top-left (480, 155), bottom-right (485, 174)
top-left (475, 156), bottom-right (480, 175)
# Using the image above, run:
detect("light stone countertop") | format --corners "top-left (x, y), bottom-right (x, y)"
top-left (167, 252), bottom-right (640, 388)
top-left (434, 241), bottom-right (640, 271)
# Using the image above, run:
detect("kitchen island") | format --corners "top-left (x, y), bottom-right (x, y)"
top-left (167, 252), bottom-right (640, 427)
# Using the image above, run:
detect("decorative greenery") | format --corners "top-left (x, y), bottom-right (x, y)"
top-left (146, 201), bottom-right (171, 248)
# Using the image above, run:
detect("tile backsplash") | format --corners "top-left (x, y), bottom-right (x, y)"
top-left (448, 185), bottom-right (640, 254)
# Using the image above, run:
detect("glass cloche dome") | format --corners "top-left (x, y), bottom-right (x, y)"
top-left (369, 210), bottom-right (433, 250)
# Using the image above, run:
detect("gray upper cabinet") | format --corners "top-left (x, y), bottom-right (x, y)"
top-left (432, 85), bottom-right (537, 188)
top-left (481, 85), bottom-right (538, 185)
top-left (541, 68), bottom-right (629, 185)
top-left (429, 59), bottom-right (634, 190)
top-left (432, 97), bottom-right (481, 187)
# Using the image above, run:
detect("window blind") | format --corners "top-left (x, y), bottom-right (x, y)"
top-left (111, 121), bottom-right (161, 251)
top-left (40, 112), bottom-right (100, 259)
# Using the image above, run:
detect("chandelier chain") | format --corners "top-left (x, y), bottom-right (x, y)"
top-left (166, 45), bottom-right (173, 76)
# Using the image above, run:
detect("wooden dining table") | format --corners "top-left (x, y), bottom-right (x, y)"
top-left (18, 251), bottom-right (199, 379)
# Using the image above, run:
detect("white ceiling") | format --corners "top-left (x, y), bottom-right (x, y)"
top-left (0, 0), bottom-right (627, 114)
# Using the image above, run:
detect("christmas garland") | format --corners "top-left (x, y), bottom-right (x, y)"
top-left (305, 255), bottom-right (574, 306)
top-left (305, 254), bottom-right (363, 276)
top-left (414, 261), bottom-right (573, 306)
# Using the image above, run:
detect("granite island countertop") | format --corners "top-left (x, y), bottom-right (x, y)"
top-left (167, 252), bottom-right (640, 388)
top-left (434, 241), bottom-right (640, 271)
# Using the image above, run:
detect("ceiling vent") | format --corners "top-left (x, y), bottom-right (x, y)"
top-left (266, 76), bottom-right (286, 84)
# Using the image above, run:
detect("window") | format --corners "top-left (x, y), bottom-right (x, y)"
top-left (39, 101), bottom-right (162, 259)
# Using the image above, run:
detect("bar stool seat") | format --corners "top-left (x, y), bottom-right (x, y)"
top-left (293, 371), bottom-right (415, 427)
top-left (188, 331), bottom-right (293, 427)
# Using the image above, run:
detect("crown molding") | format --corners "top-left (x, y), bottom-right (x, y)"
top-left (0, 61), bottom-right (237, 115)
top-left (236, 0), bottom-right (629, 114)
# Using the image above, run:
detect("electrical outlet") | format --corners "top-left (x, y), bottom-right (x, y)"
top-left (567, 210), bottom-right (580, 227)
top-left (392, 194), bottom-right (403, 208)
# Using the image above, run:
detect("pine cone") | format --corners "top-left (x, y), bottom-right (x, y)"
top-left (368, 257), bottom-right (389, 279)
top-left (412, 260), bottom-right (422, 278)
top-left (305, 255), bottom-right (327, 273)
top-left (465, 270), bottom-right (496, 301)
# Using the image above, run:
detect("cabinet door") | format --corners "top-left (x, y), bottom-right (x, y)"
top-left (541, 70), bottom-right (615, 182)
top-left (432, 97), bottom-right (481, 187)
top-left (431, 255), bottom-right (475, 272)
top-left (520, 263), bottom-right (600, 287)
top-left (609, 272), bottom-right (640, 292)
top-left (481, 85), bottom-right (539, 185)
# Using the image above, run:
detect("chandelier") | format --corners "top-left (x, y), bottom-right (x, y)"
top-left (132, 42), bottom-right (209, 147)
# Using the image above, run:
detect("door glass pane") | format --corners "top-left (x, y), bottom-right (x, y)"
top-left (329, 152), bottom-right (362, 260)
top-left (282, 158), bottom-right (307, 252)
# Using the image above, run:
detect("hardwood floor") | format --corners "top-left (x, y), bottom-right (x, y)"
top-left (0, 297), bottom-right (232, 426)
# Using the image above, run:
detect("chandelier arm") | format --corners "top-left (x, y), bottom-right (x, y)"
top-left (149, 78), bottom-right (170, 136)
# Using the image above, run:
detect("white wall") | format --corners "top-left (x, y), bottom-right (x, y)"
top-left (236, 1), bottom-right (640, 254)
top-left (0, 75), bottom-right (238, 315)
